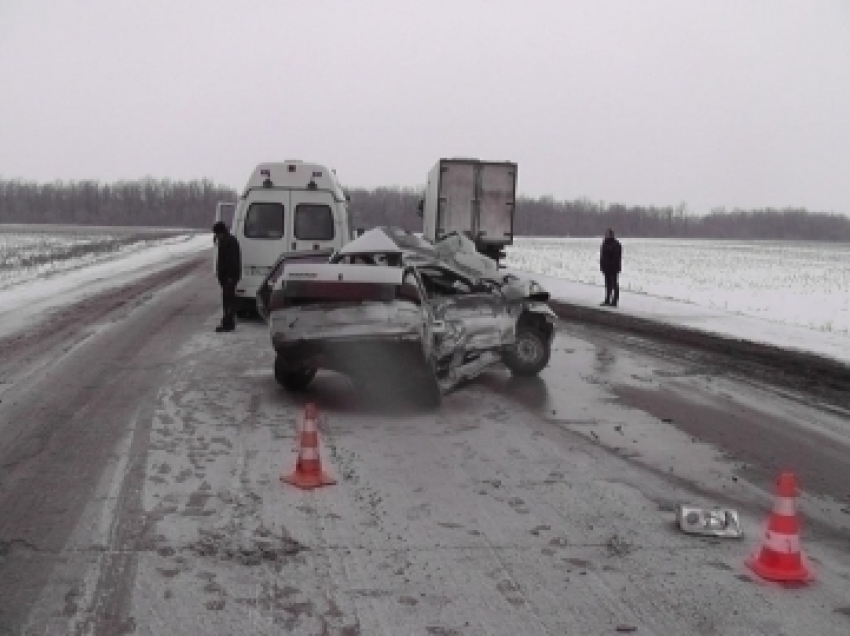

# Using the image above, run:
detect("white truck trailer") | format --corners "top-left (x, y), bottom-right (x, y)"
top-left (418, 158), bottom-right (518, 262)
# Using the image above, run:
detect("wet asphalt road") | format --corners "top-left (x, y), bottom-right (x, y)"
top-left (556, 322), bottom-right (850, 511)
top-left (0, 259), bottom-right (848, 634)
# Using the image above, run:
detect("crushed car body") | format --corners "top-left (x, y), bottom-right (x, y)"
top-left (263, 227), bottom-right (556, 403)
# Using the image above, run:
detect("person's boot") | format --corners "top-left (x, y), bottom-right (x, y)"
top-left (600, 300), bottom-right (610, 306)
top-left (215, 319), bottom-right (235, 333)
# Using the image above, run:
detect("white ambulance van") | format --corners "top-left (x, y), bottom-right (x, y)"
top-left (215, 161), bottom-right (354, 314)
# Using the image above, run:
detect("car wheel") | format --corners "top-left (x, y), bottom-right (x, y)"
top-left (502, 325), bottom-right (551, 377)
top-left (274, 355), bottom-right (316, 391)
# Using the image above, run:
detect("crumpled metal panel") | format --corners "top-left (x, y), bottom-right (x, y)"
top-left (270, 303), bottom-right (422, 348)
top-left (676, 505), bottom-right (744, 538)
top-left (420, 286), bottom-right (556, 394)
top-left (267, 226), bottom-right (559, 395)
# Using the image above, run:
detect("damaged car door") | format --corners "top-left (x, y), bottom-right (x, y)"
top-left (419, 265), bottom-right (511, 388)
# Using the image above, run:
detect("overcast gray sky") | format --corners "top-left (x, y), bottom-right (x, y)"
top-left (1, 0), bottom-right (848, 214)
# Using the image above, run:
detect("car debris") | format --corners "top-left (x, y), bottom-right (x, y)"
top-left (676, 504), bottom-right (743, 538)
top-left (262, 226), bottom-right (557, 405)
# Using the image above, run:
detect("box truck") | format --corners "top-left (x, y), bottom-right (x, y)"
top-left (418, 158), bottom-right (517, 262)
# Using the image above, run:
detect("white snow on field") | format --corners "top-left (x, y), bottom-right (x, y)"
top-left (506, 237), bottom-right (850, 335)
top-left (506, 237), bottom-right (850, 365)
top-left (0, 233), bottom-right (210, 339)
top-left (0, 227), bottom-right (198, 290)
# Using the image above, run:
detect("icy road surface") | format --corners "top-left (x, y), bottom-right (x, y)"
top-left (0, 259), bottom-right (849, 635)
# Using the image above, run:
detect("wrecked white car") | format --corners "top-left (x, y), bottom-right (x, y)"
top-left (265, 227), bottom-right (556, 405)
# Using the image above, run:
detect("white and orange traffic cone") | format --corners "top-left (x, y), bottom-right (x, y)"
top-left (746, 472), bottom-right (813, 583)
top-left (281, 403), bottom-right (336, 490)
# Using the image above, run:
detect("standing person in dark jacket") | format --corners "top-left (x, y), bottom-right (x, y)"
top-left (599, 228), bottom-right (622, 307)
top-left (213, 221), bottom-right (242, 332)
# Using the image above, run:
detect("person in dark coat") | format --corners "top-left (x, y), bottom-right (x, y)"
top-left (599, 228), bottom-right (622, 307)
top-left (213, 221), bottom-right (242, 332)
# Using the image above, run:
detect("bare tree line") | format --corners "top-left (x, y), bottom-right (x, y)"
top-left (0, 178), bottom-right (235, 228)
top-left (1, 178), bottom-right (848, 241)
top-left (348, 187), bottom-right (850, 241)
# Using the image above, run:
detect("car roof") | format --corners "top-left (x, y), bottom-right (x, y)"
top-left (336, 227), bottom-right (494, 282)
top-left (338, 228), bottom-right (404, 256)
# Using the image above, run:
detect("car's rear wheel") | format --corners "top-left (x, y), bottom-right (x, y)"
top-left (274, 354), bottom-right (316, 391)
top-left (502, 325), bottom-right (551, 377)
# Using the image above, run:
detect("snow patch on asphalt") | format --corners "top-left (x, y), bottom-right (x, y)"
top-left (0, 234), bottom-right (210, 339)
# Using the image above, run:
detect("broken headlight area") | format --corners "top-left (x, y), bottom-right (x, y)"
top-left (676, 505), bottom-right (743, 538)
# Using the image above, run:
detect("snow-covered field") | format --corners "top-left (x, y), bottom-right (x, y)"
top-left (0, 225), bottom-right (201, 291)
top-left (0, 226), bottom-right (209, 339)
top-left (506, 237), bottom-right (850, 336)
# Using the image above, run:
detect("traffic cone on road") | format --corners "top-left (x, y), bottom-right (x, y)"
top-left (746, 472), bottom-right (813, 582)
top-left (281, 403), bottom-right (336, 490)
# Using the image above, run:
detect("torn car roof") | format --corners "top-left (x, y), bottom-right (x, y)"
top-left (337, 227), bottom-right (501, 282)
top-left (338, 228), bottom-right (405, 256)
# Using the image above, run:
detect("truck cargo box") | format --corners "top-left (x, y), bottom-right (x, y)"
top-left (420, 158), bottom-right (517, 261)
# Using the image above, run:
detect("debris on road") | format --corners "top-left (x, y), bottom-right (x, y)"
top-left (676, 505), bottom-right (743, 538)
top-left (606, 534), bottom-right (634, 557)
top-left (187, 524), bottom-right (306, 565)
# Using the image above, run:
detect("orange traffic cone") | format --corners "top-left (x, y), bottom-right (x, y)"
top-left (746, 472), bottom-right (813, 582)
top-left (281, 403), bottom-right (336, 489)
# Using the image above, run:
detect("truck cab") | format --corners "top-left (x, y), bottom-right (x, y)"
top-left (215, 161), bottom-right (354, 314)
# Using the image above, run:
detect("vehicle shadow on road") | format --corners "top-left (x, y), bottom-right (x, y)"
top-left (278, 371), bottom-right (442, 417)
top-left (269, 367), bottom-right (552, 418)
top-left (472, 371), bottom-right (551, 411)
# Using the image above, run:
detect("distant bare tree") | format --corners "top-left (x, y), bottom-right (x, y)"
top-left (1, 179), bottom-right (847, 240)
top-left (0, 178), bottom-right (236, 228)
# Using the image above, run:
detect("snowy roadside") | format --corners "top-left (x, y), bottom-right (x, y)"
top-left (505, 237), bottom-right (850, 336)
top-left (510, 269), bottom-right (850, 368)
top-left (2, 228), bottom-right (848, 371)
top-left (0, 234), bottom-right (211, 339)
